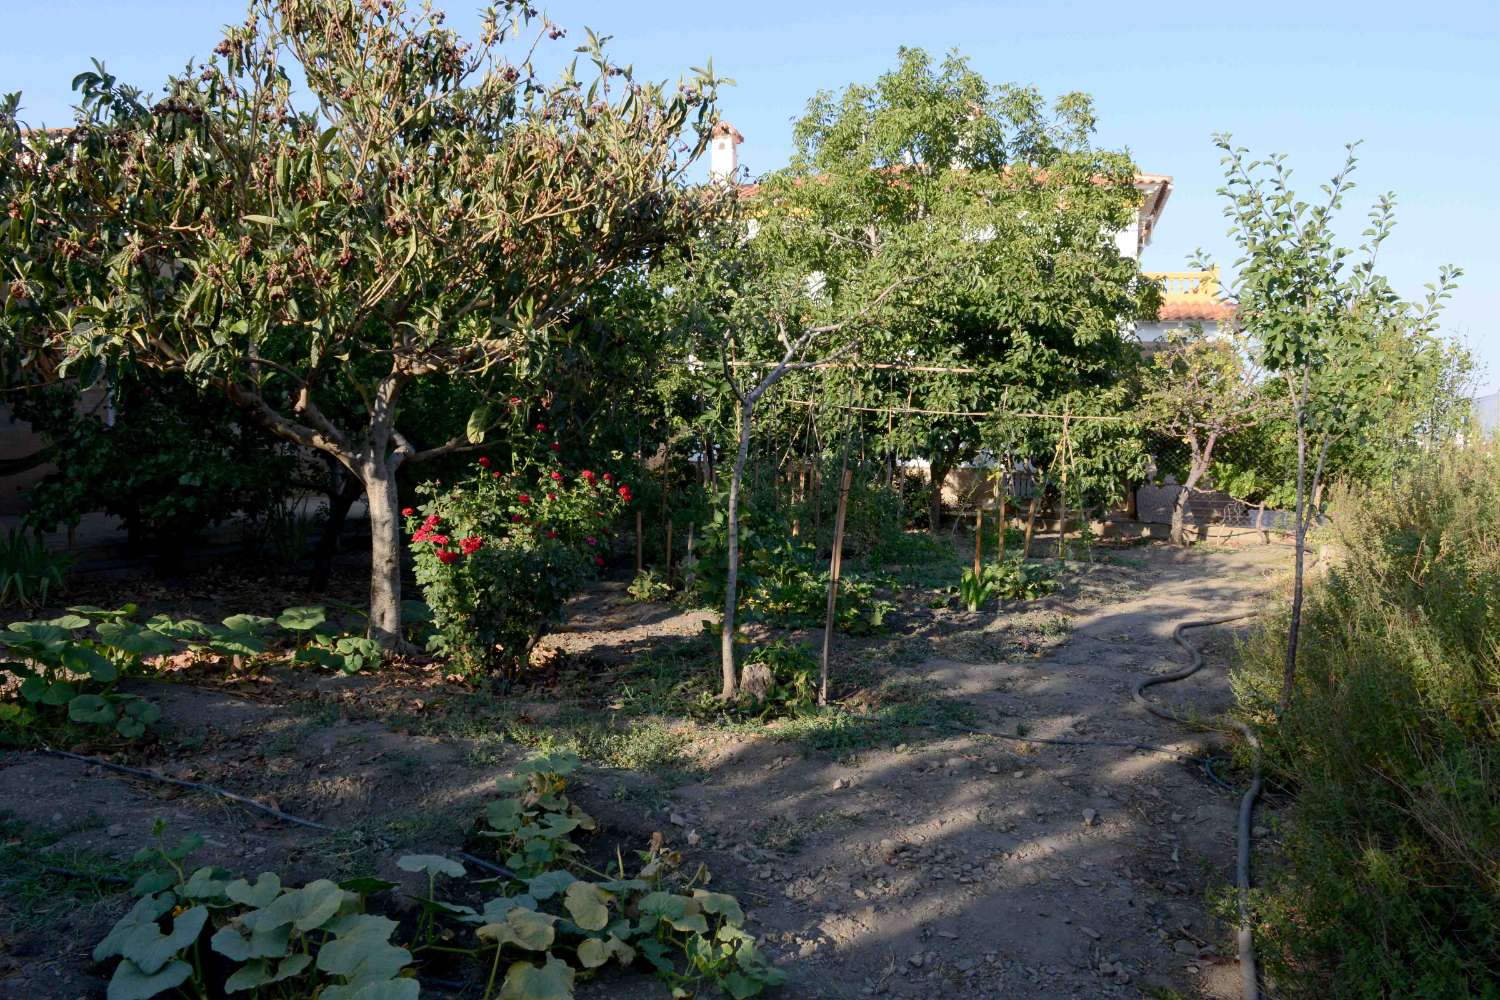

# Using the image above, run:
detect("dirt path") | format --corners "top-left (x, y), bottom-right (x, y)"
top-left (662, 544), bottom-right (1288, 999)
top-left (0, 542), bottom-right (1288, 999)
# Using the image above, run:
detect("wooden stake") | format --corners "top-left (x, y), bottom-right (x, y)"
top-left (820, 466), bottom-right (854, 707)
top-left (664, 521), bottom-right (674, 577)
top-left (1023, 495), bottom-right (1040, 559)
top-left (996, 472), bottom-right (1007, 565)
top-left (635, 509), bottom-right (644, 575)
top-left (973, 504), bottom-right (983, 577)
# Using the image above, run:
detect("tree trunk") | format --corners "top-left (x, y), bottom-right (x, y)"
top-left (362, 458), bottom-right (405, 649)
top-left (720, 401), bottom-right (754, 700)
top-left (1022, 494), bottom-right (1040, 559)
top-left (1170, 433), bottom-right (1218, 547)
top-left (1280, 399), bottom-right (1310, 712)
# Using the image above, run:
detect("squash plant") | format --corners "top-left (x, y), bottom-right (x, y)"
top-left (463, 751), bottom-right (786, 999)
top-left (95, 823), bottom-right (418, 999)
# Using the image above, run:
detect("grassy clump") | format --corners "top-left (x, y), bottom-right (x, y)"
top-left (1232, 443), bottom-right (1500, 998)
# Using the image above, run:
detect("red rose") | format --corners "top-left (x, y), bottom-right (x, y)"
top-left (602, 472), bottom-right (613, 483)
top-left (546, 530), bottom-right (558, 539)
top-left (550, 471), bottom-right (562, 481)
top-left (549, 442), bottom-right (561, 452)
top-left (594, 556), bottom-right (605, 567)
top-left (534, 422), bottom-right (546, 433)
top-left (509, 396), bottom-right (522, 405)
top-left (518, 494), bottom-right (531, 505)
top-left (478, 456), bottom-right (491, 468)
top-left (492, 471), bottom-right (501, 478)
top-left (460, 535), bottom-right (483, 555)
top-left (423, 514), bottom-right (440, 528)
top-left (546, 492), bottom-right (557, 501)
top-left (585, 536), bottom-right (596, 546)
top-left (580, 469), bottom-right (594, 481)
top-left (431, 534), bottom-right (450, 546)
top-left (401, 507), bottom-right (414, 516)
top-left (511, 513), bottom-right (523, 523)
top-left (437, 549), bottom-right (460, 565)
top-left (618, 485), bottom-right (632, 500)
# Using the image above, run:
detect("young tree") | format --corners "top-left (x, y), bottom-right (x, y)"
top-left (0, 0), bottom-right (723, 646)
top-left (769, 49), bottom-right (1159, 530)
top-left (1138, 325), bottom-right (1263, 545)
top-left (1216, 137), bottom-right (1460, 709)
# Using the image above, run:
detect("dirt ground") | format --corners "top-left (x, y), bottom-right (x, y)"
top-left (0, 539), bottom-right (1291, 999)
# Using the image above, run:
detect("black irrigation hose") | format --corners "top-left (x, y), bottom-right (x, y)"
top-left (38, 747), bottom-right (339, 832)
top-left (1133, 616), bottom-right (1261, 1000)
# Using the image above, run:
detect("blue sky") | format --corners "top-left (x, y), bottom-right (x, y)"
top-left (7, 0), bottom-right (1497, 391)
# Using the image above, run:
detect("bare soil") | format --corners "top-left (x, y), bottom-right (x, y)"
top-left (0, 540), bottom-right (1290, 999)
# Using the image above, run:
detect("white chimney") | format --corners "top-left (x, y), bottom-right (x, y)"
top-left (709, 120), bottom-right (743, 182)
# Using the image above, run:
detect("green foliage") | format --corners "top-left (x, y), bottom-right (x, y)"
top-left (627, 569), bottom-right (674, 603)
top-left (12, 374), bottom-right (294, 561)
top-left (738, 640), bottom-right (818, 716)
top-left (409, 459), bottom-right (627, 678)
top-left (1232, 444), bottom-right (1500, 997)
top-left (696, 528), bottom-right (891, 634)
top-left (956, 558), bottom-right (1057, 611)
top-left (470, 752), bottom-right (785, 999)
top-left (0, 528), bottom-right (70, 608)
top-left (1, 0), bottom-right (726, 638)
top-left (94, 822), bottom-right (417, 1000)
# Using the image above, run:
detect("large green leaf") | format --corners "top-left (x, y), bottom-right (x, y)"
top-left (225, 872), bottom-right (282, 908)
top-left (322, 979), bottom-right (420, 1000)
top-left (576, 934), bottom-right (634, 969)
top-left (562, 882), bottom-right (611, 931)
top-left (524, 870), bottom-right (575, 901)
top-left (477, 908), bottom-right (555, 951)
top-left (316, 914), bottom-right (411, 982)
top-left (115, 904), bottom-right (208, 975)
top-left (105, 958), bottom-right (192, 1000)
top-left (94, 894), bottom-right (176, 962)
top-left (256, 879), bottom-right (346, 932)
top-left (68, 693), bottom-right (117, 725)
top-left (395, 854), bottom-right (465, 879)
top-left (276, 606), bottom-right (328, 631)
top-left (60, 642), bottom-right (119, 680)
top-left (499, 957), bottom-right (575, 1000)
top-left (97, 622), bottom-right (175, 658)
top-left (693, 889), bottom-right (746, 927)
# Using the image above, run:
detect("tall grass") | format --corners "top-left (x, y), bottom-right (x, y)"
top-left (1233, 443), bottom-right (1500, 998)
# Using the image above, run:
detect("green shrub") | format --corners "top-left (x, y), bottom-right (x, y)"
top-left (956, 557), bottom-right (1057, 610)
top-left (410, 458), bottom-right (627, 678)
top-left (95, 822), bottom-right (417, 1000)
top-left (1232, 443), bottom-right (1500, 998)
top-left (0, 528), bottom-right (70, 607)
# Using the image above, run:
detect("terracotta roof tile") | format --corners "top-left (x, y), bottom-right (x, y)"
top-left (1157, 300), bottom-right (1237, 323)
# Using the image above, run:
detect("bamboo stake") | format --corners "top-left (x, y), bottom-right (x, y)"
top-left (973, 504), bottom-right (983, 577)
top-left (1023, 495), bottom-right (1040, 559)
top-left (820, 466), bottom-right (854, 707)
top-left (996, 473), bottom-right (1007, 565)
top-left (635, 509), bottom-right (644, 575)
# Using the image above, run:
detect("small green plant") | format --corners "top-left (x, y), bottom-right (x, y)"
top-left (627, 568), bottom-right (675, 602)
top-left (0, 528), bottom-right (71, 607)
top-left (468, 751), bottom-right (786, 998)
top-left (956, 558), bottom-right (1058, 610)
top-left (94, 821), bottom-right (418, 999)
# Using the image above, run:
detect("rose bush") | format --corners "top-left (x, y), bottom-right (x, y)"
top-left (409, 456), bottom-right (629, 678)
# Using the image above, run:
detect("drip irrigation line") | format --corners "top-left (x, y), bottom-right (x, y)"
top-left (1132, 616), bottom-right (1262, 1000)
top-left (41, 865), bottom-right (130, 885)
top-left (456, 851), bottom-right (516, 880)
top-left (38, 747), bottom-right (339, 833)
